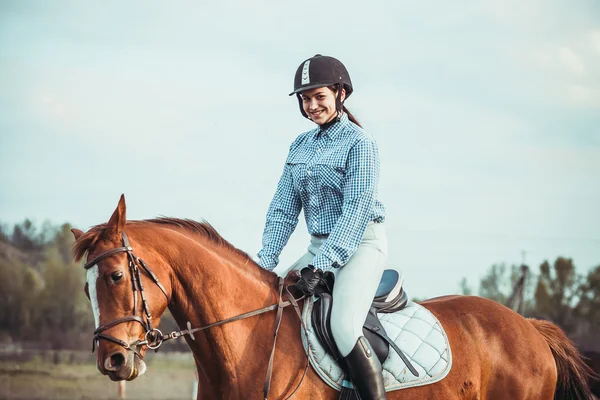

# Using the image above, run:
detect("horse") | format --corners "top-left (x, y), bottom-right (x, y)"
top-left (71, 195), bottom-right (594, 399)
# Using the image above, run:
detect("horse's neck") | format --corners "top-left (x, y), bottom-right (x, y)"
top-left (155, 228), bottom-right (279, 392)
top-left (166, 235), bottom-right (277, 326)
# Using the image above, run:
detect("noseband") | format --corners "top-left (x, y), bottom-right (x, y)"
top-left (83, 232), bottom-right (169, 356)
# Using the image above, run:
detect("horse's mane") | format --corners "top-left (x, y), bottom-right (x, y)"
top-left (73, 217), bottom-right (255, 265)
top-left (147, 218), bottom-right (254, 262)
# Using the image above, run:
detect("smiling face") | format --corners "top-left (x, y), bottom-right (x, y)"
top-left (301, 86), bottom-right (345, 125)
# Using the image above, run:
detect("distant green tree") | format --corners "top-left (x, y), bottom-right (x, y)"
top-left (461, 258), bottom-right (598, 342)
top-left (0, 259), bottom-right (21, 334)
top-left (0, 220), bottom-right (93, 348)
top-left (46, 223), bottom-right (75, 265)
top-left (478, 263), bottom-right (514, 304)
top-left (533, 257), bottom-right (582, 332)
top-left (0, 221), bottom-right (9, 243)
top-left (458, 277), bottom-right (473, 296)
top-left (11, 219), bottom-right (40, 252)
top-left (0, 259), bottom-right (44, 338)
top-left (37, 231), bottom-right (93, 349)
top-left (573, 265), bottom-right (600, 332)
top-left (463, 263), bottom-right (535, 315)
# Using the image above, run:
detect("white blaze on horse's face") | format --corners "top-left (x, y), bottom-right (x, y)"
top-left (87, 265), bottom-right (101, 329)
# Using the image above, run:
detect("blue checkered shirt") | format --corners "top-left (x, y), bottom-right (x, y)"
top-left (258, 113), bottom-right (386, 272)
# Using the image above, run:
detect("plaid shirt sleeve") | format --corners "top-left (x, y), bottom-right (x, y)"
top-left (311, 137), bottom-right (380, 271)
top-left (257, 162), bottom-right (302, 270)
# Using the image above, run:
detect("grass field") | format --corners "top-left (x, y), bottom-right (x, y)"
top-left (0, 350), bottom-right (197, 400)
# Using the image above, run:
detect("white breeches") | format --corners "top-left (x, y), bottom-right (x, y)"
top-left (283, 222), bottom-right (388, 357)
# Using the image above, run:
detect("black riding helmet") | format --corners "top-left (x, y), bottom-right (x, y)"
top-left (289, 54), bottom-right (353, 122)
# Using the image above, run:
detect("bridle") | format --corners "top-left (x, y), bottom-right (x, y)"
top-left (83, 231), bottom-right (168, 356)
top-left (82, 231), bottom-right (310, 399)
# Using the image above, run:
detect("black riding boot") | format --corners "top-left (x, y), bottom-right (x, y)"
top-left (343, 336), bottom-right (387, 399)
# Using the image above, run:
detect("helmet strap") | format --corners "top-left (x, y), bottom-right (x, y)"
top-left (296, 94), bottom-right (310, 120)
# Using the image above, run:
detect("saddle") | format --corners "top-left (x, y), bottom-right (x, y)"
top-left (310, 269), bottom-right (409, 364)
top-left (292, 268), bottom-right (416, 399)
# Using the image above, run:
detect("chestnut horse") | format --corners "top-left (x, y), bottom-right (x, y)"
top-left (72, 195), bottom-right (594, 399)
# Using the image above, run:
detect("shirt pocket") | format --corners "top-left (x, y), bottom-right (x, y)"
top-left (285, 153), bottom-right (311, 194)
top-left (315, 158), bottom-right (346, 192)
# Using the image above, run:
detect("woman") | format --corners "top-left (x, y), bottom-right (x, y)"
top-left (258, 54), bottom-right (388, 399)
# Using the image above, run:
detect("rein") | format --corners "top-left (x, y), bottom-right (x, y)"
top-left (82, 231), bottom-right (311, 399)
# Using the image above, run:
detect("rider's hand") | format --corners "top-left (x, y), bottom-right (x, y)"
top-left (294, 265), bottom-right (325, 296)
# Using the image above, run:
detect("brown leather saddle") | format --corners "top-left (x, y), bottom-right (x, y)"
top-left (309, 269), bottom-right (414, 370)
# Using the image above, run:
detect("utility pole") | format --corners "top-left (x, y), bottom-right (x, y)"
top-left (506, 251), bottom-right (529, 316)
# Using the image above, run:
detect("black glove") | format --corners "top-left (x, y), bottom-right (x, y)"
top-left (294, 266), bottom-right (325, 296)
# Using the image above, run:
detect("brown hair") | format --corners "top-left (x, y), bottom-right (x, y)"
top-left (328, 85), bottom-right (362, 128)
top-left (342, 105), bottom-right (361, 128)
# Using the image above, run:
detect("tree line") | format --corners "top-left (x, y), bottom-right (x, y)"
top-left (459, 258), bottom-right (600, 350)
top-left (1, 219), bottom-right (598, 351)
top-left (0, 219), bottom-right (186, 351)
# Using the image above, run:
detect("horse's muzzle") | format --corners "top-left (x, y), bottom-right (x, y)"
top-left (101, 349), bottom-right (147, 381)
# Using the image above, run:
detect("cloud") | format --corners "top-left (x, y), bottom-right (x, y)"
top-left (38, 94), bottom-right (66, 118)
top-left (528, 37), bottom-right (600, 109)
top-left (558, 46), bottom-right (585, 75)
top-left (591, 30), bottom-right (600, 54)
top-left (566, 84), bottom-right (600, 107)
top-left (475, 0), bottom-right (600, 110)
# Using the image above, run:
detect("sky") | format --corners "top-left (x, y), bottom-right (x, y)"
top-left (1, 1), bottom-right (599, 299)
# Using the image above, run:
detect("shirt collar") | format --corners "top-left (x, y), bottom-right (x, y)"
top-left (316, 112), bottom-right (349, 140)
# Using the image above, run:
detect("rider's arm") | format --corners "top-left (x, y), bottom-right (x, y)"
top-left (257, 160), bottom-right (302, 271)
top-left (311, 136), bottom-right (380, 271)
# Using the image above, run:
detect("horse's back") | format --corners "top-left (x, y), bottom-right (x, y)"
top-left (415, 295), bottom-right (557, 400)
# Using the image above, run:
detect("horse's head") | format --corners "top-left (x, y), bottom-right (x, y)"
top-left (72, 195), bottom-right (171, 381)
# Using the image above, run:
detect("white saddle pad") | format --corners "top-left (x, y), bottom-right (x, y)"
top-left (300, 300), bottom-right (452, 392)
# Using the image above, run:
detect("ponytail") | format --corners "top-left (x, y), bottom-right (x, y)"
top-left (343, 106), bottom-right (362, 128)
top-left (327, 85), bottom-right (363, 128)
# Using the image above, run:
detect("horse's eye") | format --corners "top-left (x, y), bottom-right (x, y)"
top-left (111, 271), bottom-right (124, 283)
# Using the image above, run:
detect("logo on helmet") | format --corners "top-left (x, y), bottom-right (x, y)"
top-left (301, 60), bottom-right (311, 85)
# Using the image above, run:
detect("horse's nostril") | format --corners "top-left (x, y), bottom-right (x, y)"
top-left (105, 352), bottom-right (126, 371)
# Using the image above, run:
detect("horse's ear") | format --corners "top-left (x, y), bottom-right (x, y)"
top-left (71, 228), bottom-right (84, 240)
top-left (107, 194), bottom-right (127, 239)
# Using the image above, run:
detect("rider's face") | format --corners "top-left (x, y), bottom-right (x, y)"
top-left (301, 86), bottom-right (345, 125)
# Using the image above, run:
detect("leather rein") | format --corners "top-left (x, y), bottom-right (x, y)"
top-left (82, 231), bottom-right (310, 399)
